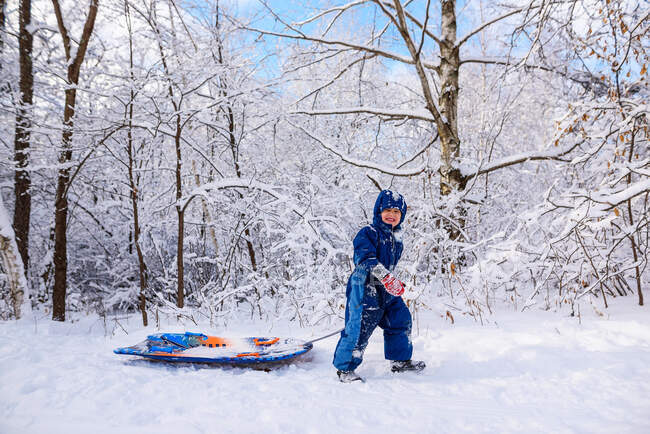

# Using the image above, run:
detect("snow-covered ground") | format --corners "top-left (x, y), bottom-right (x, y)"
top-left (1, 300), bottom-right (649, 434)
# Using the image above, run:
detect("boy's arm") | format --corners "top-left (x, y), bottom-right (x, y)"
top-left (370, 263), bottom-right (390, 280)
top-left (353, 227), bottom-right (405, 296)
top-left (352, 226), bottom-right (380, 272)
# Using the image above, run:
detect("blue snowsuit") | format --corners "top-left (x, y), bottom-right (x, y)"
top-left (333, 190), bottom-right (412, 372)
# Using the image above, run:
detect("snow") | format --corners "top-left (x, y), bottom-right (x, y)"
top-left (0, 195), bottom-right (15, 240)
top-left (2, 301), bottom-right (650, 433)
top-left (0, 195), bottom-right (29, 311)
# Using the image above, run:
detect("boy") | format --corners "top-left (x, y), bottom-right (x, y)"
top-left (333, 189), bottom-right (425, 383)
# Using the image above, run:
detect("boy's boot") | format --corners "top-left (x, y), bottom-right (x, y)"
top-left (337, 370), bottom-right (365, 383)
top-left (390, 359), bottom-right (426, 373)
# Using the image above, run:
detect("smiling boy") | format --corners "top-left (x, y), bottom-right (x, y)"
top-left (333, 189), bottom-right (425, 383)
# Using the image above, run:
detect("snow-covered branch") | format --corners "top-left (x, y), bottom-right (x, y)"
top-left (590, 179), bottom-right (650, 211)
top-left (464, 140), bottom-right (584, 178)
top-left (291, 122), bottom-right (426, 177)
top-left (294, 0), bottom-right (370, 27)
top-left (291, 106), bottom-right (435, 122)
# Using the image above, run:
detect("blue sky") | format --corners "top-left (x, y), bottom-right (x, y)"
top-left (214, 0), bottom-right (643, 86)
top-left (224, 0), bottom-right (495, 79)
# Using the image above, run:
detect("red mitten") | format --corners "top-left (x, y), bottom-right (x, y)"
top-left (381, 273), bottom-right (405, 296)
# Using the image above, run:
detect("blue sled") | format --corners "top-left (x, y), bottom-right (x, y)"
top-left (114, 332), bottom-right (313, 365)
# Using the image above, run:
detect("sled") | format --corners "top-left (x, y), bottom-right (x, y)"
top-left (114, 332), bottom-right (313, 365)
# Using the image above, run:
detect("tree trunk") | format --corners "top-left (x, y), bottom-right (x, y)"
top-left (126, 88), bottom-right (149, 325)
top-left (13, 0), bottom-right (33, 275)
top-left (149, 4), bottom-right (186, 309)
top-left (438, 0), bottom-right (466, 197)
top-left (626, 123), bottom-right (644, 306)
top-left (191, 160), bottom-right (219, 253)
top-left (50, 0), bottom-right (99, 321)
top-left (52, 90), bottom-right (76, 321)
top-left (437, 0), bottom-right (466, 244)
top-left (389, 0), bottom-right (466, 242)
top-left (129, 156), bottom-right (149, 324)
top-left (175, 113), bottom-right (185, 308)
top-left (0, 0), bottom-right (6, 68)
top-left (215, 8), bottom-right (258, 273)
top-left (124, 0), bottom-right (148, 326)
top-left (226, 105), bottom-right (258, 272)
top-left (0, 195), bottom-right (28, 319)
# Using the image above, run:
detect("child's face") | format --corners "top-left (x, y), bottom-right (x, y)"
top-left (381, 208), bottom-right (402, 227)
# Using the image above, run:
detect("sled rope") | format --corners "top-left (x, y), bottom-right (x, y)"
top-left (306, 328), bottom-right (344, 345)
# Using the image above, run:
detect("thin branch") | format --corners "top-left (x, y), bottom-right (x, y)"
top-left (50, 0), bottom-right (72, 60)
top-left (397, 134), bottom-right (437, 169)
top-left (378, 0), bottom-right (442, 46)
top-left (295, 54), bottom-right (378, 104)
top-left (63, 125), bottom-right (126, 199)
top-left (244, 26), bottom-right (439, 71)
top-left (416, 0), bottom-right (431, 59)
top-left (290, 120), bottom-right (425, 177)
top-left (366, 174), bottom-right (383, 191)
top-left (168, 0), bottom-right (198, 51)
top-left (456, 6), bottom-right (540, 48)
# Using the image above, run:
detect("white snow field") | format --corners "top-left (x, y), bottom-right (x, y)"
top-left (1, 300), bottom-right (649, 434)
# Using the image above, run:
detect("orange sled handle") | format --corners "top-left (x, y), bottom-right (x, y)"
top-left (254, 337), bottom-right (280, 346)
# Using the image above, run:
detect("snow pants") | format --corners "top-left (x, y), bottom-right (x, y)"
top-left (333, 269), bottom-right (413, 372)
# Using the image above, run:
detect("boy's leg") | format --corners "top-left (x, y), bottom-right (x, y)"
top-left (333, 271), bottom-right (382, 372)
top-left (379, 296), bottom-right (413, 362)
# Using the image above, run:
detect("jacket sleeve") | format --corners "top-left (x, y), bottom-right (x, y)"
top-left (352, 226), bottom-right (380, 272)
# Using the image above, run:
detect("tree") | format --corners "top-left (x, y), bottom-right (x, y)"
top-left (13, 0), bottom-right (33, 275)
top-left (136, 0), bottom-right (198, 309)
top-left (51, 0), bottom-right (99, 321)
top-left (124, 0), bottom-right (148, 326)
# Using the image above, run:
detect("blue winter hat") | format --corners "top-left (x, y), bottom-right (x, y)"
top-left (373, 190), bottom-right (407, 228)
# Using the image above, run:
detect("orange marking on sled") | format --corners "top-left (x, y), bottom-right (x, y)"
top-left (254, 337), bottom-right (279, 346)
top-left (235, 352), bottom-right (260, 358)
top-left (198, 336), bottom-right (231, 347)
top-left (148, 351), bottom-right (187, 357)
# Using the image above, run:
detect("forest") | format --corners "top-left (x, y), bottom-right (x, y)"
top-left (0, 0), bottom-right (648, 326)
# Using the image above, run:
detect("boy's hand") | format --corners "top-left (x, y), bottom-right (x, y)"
top-left (381, 273), bottom-right (405, 296)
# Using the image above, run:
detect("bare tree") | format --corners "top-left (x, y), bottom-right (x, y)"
top-left (146, 0), bottom-right (188, 309)
top-left (13, 0), bottom-right (33, 275)
top-left (213, 3), bottom-right (259, 276)
top-left (124, 0), bottom-right (148, 326)
top-left (51, 0), bottom-right (99, 321)
top-left (130, 0), bottom-right (220, 309)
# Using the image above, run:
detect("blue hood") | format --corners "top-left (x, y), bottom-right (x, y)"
top-left (372, 190), bottom-right (407, 231)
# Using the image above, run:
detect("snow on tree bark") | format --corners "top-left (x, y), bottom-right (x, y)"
top-left (0, 194), bottom-right (28, 319)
